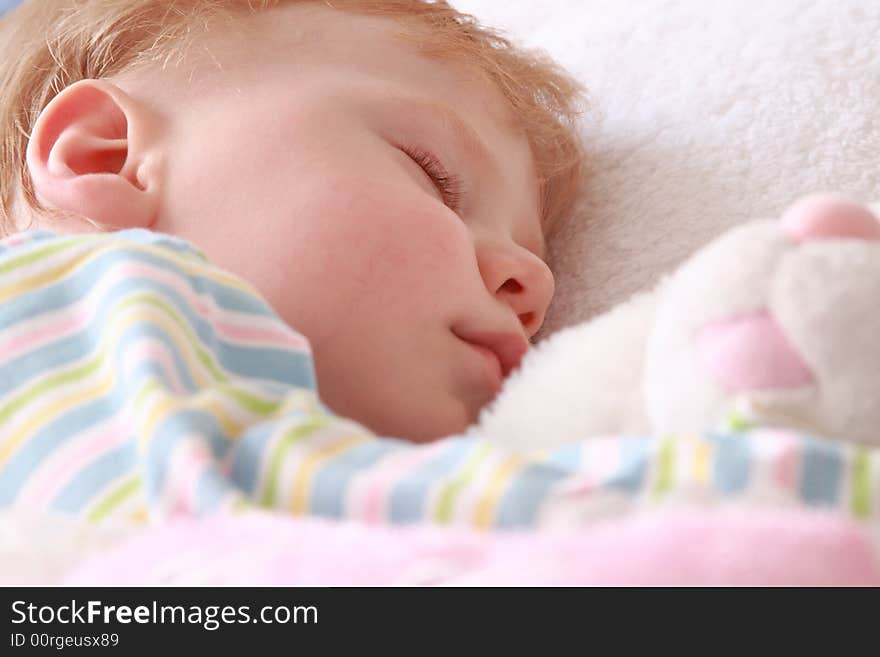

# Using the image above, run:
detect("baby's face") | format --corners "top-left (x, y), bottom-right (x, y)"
top-left (120, 4), bottom-right (553, 441)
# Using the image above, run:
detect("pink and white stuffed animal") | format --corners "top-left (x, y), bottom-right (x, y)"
top-left (473, 195), bottom-right (880, 450)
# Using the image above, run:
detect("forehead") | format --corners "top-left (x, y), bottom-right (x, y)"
top-left (116, 3), bottom-right (544, 252)
top-left (242, 4), bottom-right (519, 126)
top-left (189, 3), bottom-right (541, 220)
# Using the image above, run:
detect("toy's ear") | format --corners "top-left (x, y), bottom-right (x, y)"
top-left (25, 79), bottom-right (162, 230)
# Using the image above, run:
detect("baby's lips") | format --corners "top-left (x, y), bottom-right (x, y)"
top-left (695, 311), bottom-right (814, 392)
top-left (453, 327), bottom-right (529, 378)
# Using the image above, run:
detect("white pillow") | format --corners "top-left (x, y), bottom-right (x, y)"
top-left (454, 0), bottom-right (880, 334)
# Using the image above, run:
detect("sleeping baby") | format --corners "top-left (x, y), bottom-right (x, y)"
top-left (1, 1), bottom-right (873, 535)
top-left (0, 0), bottom-right (584, 523)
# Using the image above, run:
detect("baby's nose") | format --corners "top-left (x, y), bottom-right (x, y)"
top-left (780, 194), bottom-right (880, 242)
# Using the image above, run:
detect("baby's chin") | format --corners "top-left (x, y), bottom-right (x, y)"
top-left (329, 393), bottom-right (478, 444)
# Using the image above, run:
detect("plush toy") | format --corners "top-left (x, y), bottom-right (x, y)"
top-left (471, 195), bottom-right (880, 451)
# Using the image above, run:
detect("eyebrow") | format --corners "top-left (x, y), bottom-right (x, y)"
top-left (386, 93), bottom-right (495, 173)
top-left (386, 93), bottom-right (546, 259)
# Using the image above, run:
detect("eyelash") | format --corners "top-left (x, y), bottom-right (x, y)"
top-left (400, 145), bottom-right (465, 212)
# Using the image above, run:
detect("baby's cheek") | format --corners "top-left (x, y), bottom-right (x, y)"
top-left (378, 213), bottom-right (471, 306)
top-left (326, 180), bottom-right (472, 296)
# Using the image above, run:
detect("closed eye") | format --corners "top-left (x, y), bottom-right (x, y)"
top-left (400, 145), bottom-right (465, 213)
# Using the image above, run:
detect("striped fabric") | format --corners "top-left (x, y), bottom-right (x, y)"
top-left (1, 230), bottom-right (878, 530)
top-left (0, 1), bottom-right (21, 17)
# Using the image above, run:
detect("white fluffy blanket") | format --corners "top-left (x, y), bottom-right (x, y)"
top-left (456, 0), bottom-right (880, 333)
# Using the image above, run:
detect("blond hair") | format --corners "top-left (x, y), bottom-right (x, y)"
top-left (0, 0), bottom-right (585, 237)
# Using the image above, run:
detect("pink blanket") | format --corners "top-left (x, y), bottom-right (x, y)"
top-left (65, 506), bottom-right (880, 586)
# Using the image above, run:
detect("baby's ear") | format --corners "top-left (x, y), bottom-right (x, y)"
top-left (25, 79), bottom-right (162, 230)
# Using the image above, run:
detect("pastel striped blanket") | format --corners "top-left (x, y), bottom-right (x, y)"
top-left (1, 230), bottom-right (878, 531)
